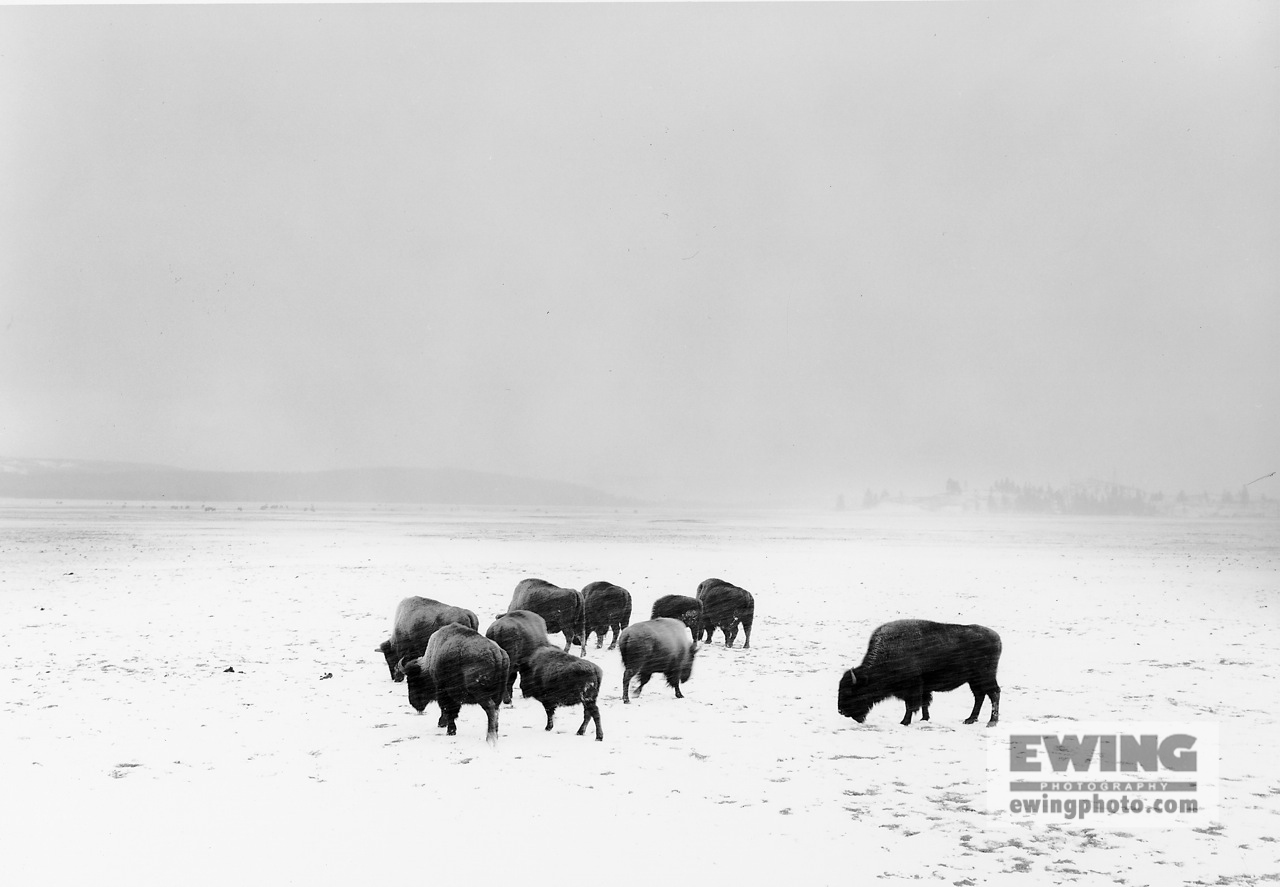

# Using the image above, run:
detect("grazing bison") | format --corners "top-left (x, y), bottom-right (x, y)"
top-left (582, 581), bottom-right (632, 650)
top-left (649, 594), bottom-right (702, 640)
top-left (400, 623), bottom-right (508, 745)
top-left (521, 645), bottom-right (605, 741)
top-left (484, 610), bottom-right (550, 705)
top-left (837, 619), bottom-right (1002, 726)
top-left (378, 596), bottom-right (480, 683)
top-left (618, 617), bottom-right (697, 703)
top-left (695, 578), bottom-right (755, 649)
top-left (506, 578), bottom-right (586, 655)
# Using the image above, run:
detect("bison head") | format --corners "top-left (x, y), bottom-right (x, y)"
top-left (378, 640), bottom-right (404, 682)
top-left (400, 657), bottom-right (433, 713)
top-left (837, 667), bottom-right (872, 722)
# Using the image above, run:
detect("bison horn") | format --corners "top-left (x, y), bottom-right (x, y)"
top-left (846, 668), bottom-right (856, 685)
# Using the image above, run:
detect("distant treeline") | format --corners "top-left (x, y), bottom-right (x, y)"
top-left (851, 478), bottom-right (1272, 517)
top-left (984, 479), bottom-right (1158, 515)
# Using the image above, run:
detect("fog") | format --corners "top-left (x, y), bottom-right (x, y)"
top-left (1, 2), bottom-right (1275, 504)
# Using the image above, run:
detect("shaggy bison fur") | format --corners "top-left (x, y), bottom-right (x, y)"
top-left (695, 578), bottom-right (754, 649)
top-left (649, 594), bottom-right (702, 641)
top-left (484, 610), bottom-right (550, 705)
top-left (581, 581), bottom-right (632, 650)
top-left (378, 595), bottom-right (479, 684)
top-left (506, 578), bottom-right (586, 655)
top-left (837, 619), bottom-right (1002, 726)
top-left (521, 645), bottom-right (605, 741)
top-left (401, 623), bottom-right (509, 745)
top-left (617, 617), bottom-right (698, 704)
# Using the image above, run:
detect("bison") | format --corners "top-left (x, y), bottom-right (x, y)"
top-left (484, 610), bottom-right (550, 705)
top-left (506, 578), bottom-right (585, 655)
top-left (582, 581), bottom-right (632, 650)
top-left (378, 596), bottom-right (479, 683)
top-left (837, 619), bottom-right (1002, 726)
top-left (695, 578), bottom-right (754, 649)
top-left (400, 623), bottom-right (508, 745)
top-left (521, 645), bottom-right (605, 741)
top-left (649, 594), bottom-right (702, 641)
top-left (617, 617), bottom-right (697, 704)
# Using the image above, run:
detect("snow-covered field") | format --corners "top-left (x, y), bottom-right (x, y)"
top-left (2, 502), bottom-right (1276, 885)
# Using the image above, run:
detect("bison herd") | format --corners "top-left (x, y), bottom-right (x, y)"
top-left (378, 578), bottom-right (1002, 744)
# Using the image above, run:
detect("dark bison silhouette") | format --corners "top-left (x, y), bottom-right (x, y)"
top-left (617, 617), bottom-right (697, 704)
top-left (401, 623), bottom-right (508, 745)
top-left (695, 578), bottom-right (754, 649)
top-left (649, 594), bottom-right (702, 641)
top-left (837, 619), bottom-right (1002, 726)
top-left (484, 610), bottom-right (550, 705)
top-left (582, 581), bottom-right (632, 650)
top-left (378, 596), bottom-right (479, 685)
top-left (521, 645), bottom-right (605, 741)
top-left (506, 578), bottom-right (585, 655)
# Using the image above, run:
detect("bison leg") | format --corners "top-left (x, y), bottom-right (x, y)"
top-left (921, 691), bottom-right (933, 722)
top-left (543, 701), bottom-right (557, 732)
top-left (608, 624), bottom-right (620, 651)
top-left (622, 667), bottom-right (635, 703)
top-left (482, 699), bottom-right (499, 746)
top-left (501, 663), bottom-right (517, 707)
top-left (965, 682), bottom-right (1001, 725)
top-left (741, 617), bottom-right (752, 650)
top-left (672, 677), bottom-right (684, 699)
top-left (633, 671), bottom-right (652, 698)
top-left (900, 686), bottom-right (923, 726)
top-left (577, 702), bottom-right (603, 741)
top-left (441, 701), bottom-right (462, 736)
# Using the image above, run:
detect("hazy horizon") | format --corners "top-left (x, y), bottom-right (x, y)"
top-left (2, 3), bottom-right (1276, 505)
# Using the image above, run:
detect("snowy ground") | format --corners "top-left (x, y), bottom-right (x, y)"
top-left (1, 502), bottom-right (1276, 885)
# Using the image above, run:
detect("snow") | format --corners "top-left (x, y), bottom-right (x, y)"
top-left (1, 503), bottom-right (1276, 885)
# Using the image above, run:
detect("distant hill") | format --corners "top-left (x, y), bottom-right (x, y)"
top-left (0, 459), bottom-right (637, 507)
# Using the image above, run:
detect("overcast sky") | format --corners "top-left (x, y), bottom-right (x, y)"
top-left (1, 2), bottom-right (1276, 503)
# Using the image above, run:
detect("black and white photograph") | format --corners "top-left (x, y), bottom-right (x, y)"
top-left (1, 1), bottom-right (1276, 883)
